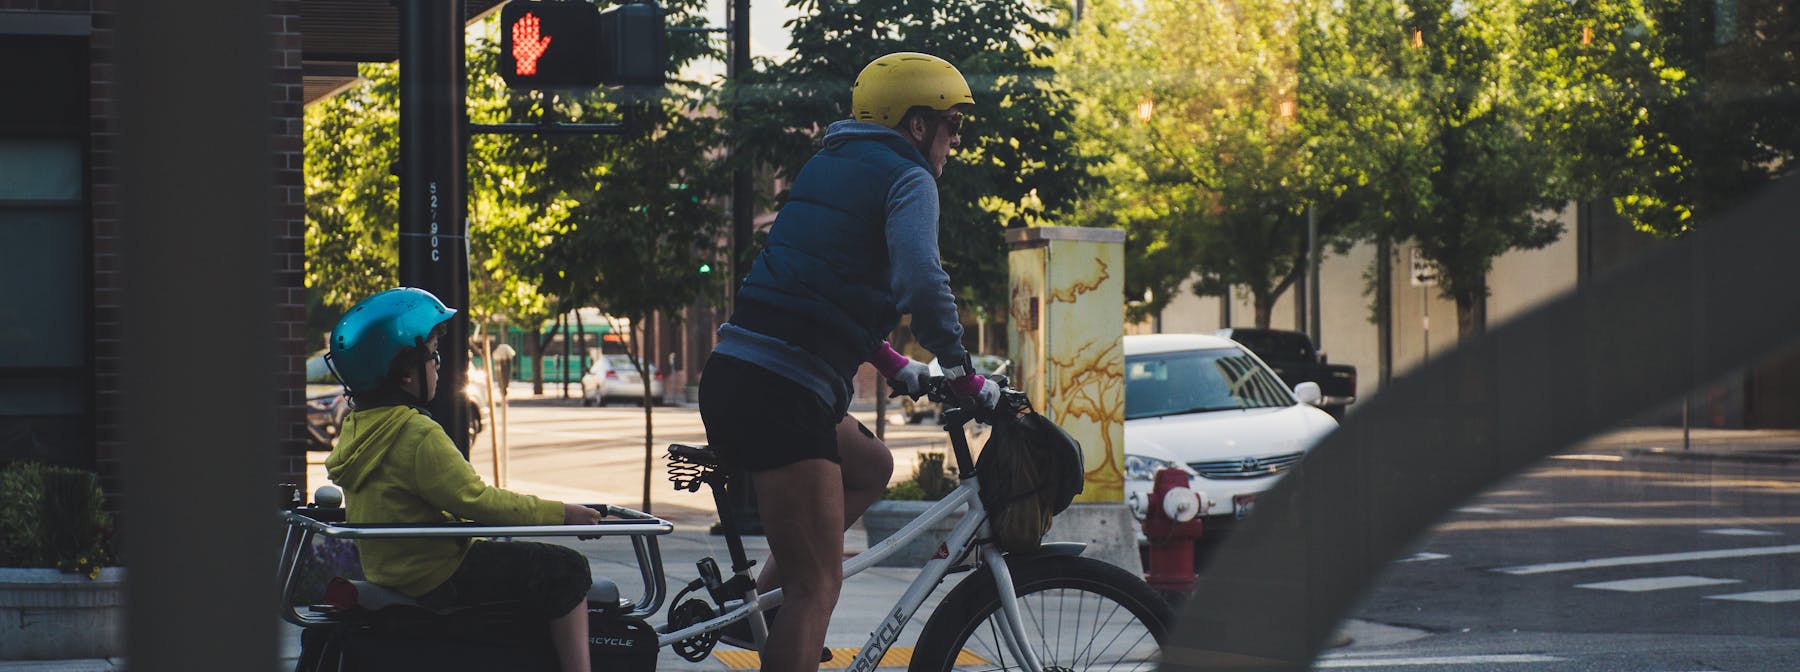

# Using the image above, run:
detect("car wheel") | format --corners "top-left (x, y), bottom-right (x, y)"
top-left (582, 393), bottom-right (594, 407)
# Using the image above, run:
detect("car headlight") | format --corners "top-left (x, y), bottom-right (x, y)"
top-left (1125, 454), bottom-right (1179, 482)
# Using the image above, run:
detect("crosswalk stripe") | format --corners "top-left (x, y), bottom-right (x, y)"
top-left (1703, 528), bottom-right (1780, 537)
top-left (1494, 543), bottom-right (1800, 575)
top-left (1574, 575), bottom-right (1741, 592)
top-left (1704, 589), bottom-right (1800, 603)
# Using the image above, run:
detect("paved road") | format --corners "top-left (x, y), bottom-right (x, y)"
top-left (1319, 452), bottom-right (1800, 670)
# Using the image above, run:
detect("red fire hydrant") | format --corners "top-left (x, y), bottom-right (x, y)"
top-left (1143, 467), bottom-right (1205, 594)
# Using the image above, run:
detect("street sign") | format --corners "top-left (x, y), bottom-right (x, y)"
top-left (500, 1), bottom-right (602, 89)
top-left (1410, 247), bottom-right (1438, 287)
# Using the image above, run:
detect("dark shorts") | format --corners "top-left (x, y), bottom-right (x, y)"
top-left (699, 354), bottom-right (842, 472)
top-left (418, 540), bottom-right (590, 619)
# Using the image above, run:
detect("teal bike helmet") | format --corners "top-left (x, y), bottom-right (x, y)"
top-left (325, 287), bottom-right (457, 395)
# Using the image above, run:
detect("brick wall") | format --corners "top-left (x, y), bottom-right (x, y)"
top-left (271, 0), bottom-right (308, 483)
top-left (11, 0), bottom-right (308, 495)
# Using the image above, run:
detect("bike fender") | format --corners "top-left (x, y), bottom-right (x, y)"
top-left (1004, 541), bottom-right (1085, 560)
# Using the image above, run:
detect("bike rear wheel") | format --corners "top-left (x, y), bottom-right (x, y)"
top-left (909, 554), bottom-right (1172, 672)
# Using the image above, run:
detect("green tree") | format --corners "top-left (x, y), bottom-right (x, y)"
top-left (303, 62), bottom-right (402, 347)
top-left (1532, 0), bottom-right (1797, 236)
top-left (725, 0), bottom-right (1091, 319)
top-left (1061, 0), bottom-right (1333, 327)
top-left (1304, 0), bottom-right (1573, 338)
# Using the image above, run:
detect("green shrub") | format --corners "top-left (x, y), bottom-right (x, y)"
top-left (0, 462), bottom-right (114, 578)
top-left (885, 452), bottom-right (956, 501)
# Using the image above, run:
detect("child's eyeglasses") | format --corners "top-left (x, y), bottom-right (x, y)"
top-left (427, 350), bottom-right (442, 366)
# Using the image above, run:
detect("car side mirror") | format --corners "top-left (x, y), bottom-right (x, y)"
top-left (1293, 381), bottom-right (1323, 406)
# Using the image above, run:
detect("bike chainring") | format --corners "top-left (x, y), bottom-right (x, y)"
top-left (668, 598), bottom-right (719, 662)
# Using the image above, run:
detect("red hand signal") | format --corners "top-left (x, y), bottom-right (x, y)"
top-left (511, 12), bottom-right (552, 76)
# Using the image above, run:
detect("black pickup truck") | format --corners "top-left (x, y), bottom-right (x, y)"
top-left (1215, 327), bottom-right (1357, 418)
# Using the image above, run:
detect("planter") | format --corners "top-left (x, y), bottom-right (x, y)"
top-left (0, 567), bottom-right (125, 660)
top-left (860, 500), bottom-right (964, 568)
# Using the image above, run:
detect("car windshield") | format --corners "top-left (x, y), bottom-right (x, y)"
top-left (605, 354), bottom-right (641, 371)
top-left (1125, 348), bottom-right (1293, 420)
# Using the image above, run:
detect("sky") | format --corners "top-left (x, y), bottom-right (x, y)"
top-left (683, 0), bottom-right (803, 83)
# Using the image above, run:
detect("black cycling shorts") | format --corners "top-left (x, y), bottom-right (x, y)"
top-left (418, 540), bottom-right (591, 619)
top-left (699, 354), bottom-right (841, 472)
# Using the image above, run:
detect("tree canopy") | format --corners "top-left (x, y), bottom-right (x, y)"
top-left (1060, 0), bottom-right (1332, 327)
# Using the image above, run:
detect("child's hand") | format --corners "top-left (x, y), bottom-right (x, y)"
top-left (563, 503), bottom-right (602, 525)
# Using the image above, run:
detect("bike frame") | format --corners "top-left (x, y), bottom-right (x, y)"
top-left (658, 405), bottom-right (1048, 672)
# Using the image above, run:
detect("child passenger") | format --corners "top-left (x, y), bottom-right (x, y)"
top-left (324, 287), bottom-right (601, 672)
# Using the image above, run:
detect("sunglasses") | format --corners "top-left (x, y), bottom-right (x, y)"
top-left (936, 111), bottom-right (964, 134)
top-left (425, 350), bottom-right (442, 366)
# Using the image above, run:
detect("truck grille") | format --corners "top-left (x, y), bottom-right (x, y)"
top-left (1189, 451), bottom-right (1306, 480)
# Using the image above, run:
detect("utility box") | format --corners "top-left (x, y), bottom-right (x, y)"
top-left (1007, 227), bottom-right (1138, 572)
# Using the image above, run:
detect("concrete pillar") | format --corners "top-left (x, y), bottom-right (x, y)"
top-left (1007, 227), bottom-right (1140, 574)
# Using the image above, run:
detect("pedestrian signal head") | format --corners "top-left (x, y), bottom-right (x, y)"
top-left (851, 52), bottom-right (974, 129)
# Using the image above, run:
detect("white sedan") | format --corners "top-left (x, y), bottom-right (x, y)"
top-left (581, 353), bottom-right (665, 406)
top-left (1122, 333), bottom-right (1339, 527)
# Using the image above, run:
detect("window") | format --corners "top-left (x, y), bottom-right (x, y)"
top-left (0, 35), bottom-right (90, 467)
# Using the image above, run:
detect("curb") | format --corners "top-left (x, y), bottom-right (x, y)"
top-left (1622, 446), bottom-right (1800, 466)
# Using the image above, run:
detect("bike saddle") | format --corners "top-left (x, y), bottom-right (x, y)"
top-left (667, 443), bottom-right (720, 468)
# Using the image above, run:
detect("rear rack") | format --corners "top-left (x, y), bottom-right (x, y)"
top-left (277, 505), bottom-right (673, 627)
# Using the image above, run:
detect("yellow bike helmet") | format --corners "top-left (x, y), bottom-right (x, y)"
top-left (851, 52), bottom-right (974, 128)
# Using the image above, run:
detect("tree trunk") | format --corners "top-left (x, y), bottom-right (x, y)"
top-left (531, 317), bottom-right (558, 396)
top-left (1454, 288), bottom-right (1487, 340)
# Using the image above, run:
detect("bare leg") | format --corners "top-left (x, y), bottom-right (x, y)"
top-left (752, 458), bottom-right (846, 672)
top-left (549, 599), bottom-right (590, 672)
top-left (756, 416), bottom-right (893, 593)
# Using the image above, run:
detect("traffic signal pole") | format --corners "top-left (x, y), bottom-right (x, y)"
top-left (398, 0), bottom-right (474, 457)
top-left (730, 0), bottom-right (753, 289)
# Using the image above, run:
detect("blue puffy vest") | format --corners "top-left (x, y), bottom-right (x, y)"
top-left (731, 132), bottom-right (933, 383)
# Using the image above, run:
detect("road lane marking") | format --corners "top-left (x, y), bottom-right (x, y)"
top-left (1314, 654), bottom-right (1564, 667)
top-left (1398, 552), bottom-right (1450, 563)
top-left (1555, 516), bottom-right (1629, 525)
top-left (1495, 543), bottom-right (1800, 575)
top-left (1705, 589), bottom-right (1800, 603)
top-left (1455, 507), bottom-right (1510, 514)
top-left (1703, 528), bottom-right (1780, 536)
top-left (1574, 575), bottom-right (1741, 592)
top-left (1549, 454), bottom-right (1624, 462)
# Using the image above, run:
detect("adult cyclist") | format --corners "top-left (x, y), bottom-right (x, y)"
top-left (699, 52), bottom-right (1000, 672)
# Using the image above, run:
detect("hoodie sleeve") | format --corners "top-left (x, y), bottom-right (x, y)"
top-left (885, 166), bottom-right (970, 366)
top-left (410, 429), bottom-right (564, 525)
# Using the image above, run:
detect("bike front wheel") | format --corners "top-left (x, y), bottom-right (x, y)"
top-left (910, 554), bottom-right (1172, 672)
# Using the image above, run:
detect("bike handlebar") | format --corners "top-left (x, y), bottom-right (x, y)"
top-left (919, 373), bottom-right (1028, 425)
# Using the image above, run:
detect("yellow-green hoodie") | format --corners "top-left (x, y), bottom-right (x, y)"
top-left (325, 405), bottom-right (564, 596)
